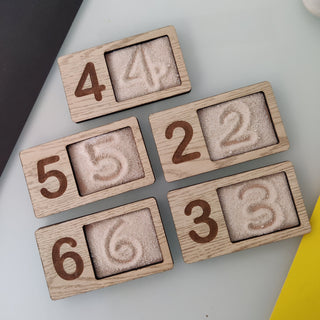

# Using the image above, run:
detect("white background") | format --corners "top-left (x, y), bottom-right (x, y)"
top-left (1, 0), bottom-right (320, 319)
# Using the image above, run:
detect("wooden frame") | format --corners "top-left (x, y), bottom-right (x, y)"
top-left (20, 117), bottom-right (154, 218)
top-left (149, 82), bottom-right (289, 182)
top-left (35, 198), bottom-right (173, 300)
top-left (58, 25), bottom-right (191, 123)
top-left (167, 162), bottom-right (310, 264)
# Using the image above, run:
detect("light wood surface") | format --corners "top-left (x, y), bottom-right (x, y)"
top-left (58, 26), bottom-right (191, 122)
top-left (167, 162), bottom-right (310, 264)
top-left (35, 198), bottom-right (173, 300)
top-left (20, 117), bottom-right (154, 218)
top-left (149, 82), bottom-right (289, 182)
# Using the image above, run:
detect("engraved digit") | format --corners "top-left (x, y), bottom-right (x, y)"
top-left (184, 200), bottom-right (218, 243)
top-left (37, 156), bottom-right (67, 199)
top-left (105, 219), bottom-right (142, 265)
top-left (85, 135), bottom-right (128, 182)
top-left (239, 183), bottom-right (279, 230)
top-left (165, 121), bottom-right (201, 164)
top-left (219, 102), bottom-right (257, 149)
top-left (75, 62), bottom-right (106, 101)
top-left (52, 237), bottom-right (84, 280)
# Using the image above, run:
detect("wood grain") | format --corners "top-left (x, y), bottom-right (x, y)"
top-left (58, 26), bottom-right (191, 122)
top-left (35, 198), bottom-right (173, 300)
top-left (167, 162), bottom-right (310, 264)
top-left (20, 117), bottom-right (154, 218)
top-left (149, 81), bottom-right (289, 182)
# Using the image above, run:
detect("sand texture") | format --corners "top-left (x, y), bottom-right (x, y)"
top-left (217, 172), bottom-right (299, 242)
top-left (84, 208), bottom-right (163, 278)
top-left (105, 36), bottom-right (181, 101)
top-left (68, 127), bottom-right (144, 196)
top-left (197, 92), bottom-right (278, 160)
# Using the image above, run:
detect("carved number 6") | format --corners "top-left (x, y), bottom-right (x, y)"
top-left (37, 156), bottom-right (67, 199)
top-left (184, 200), bottom-right (218, 243)
top-left (52, 237), bottom-right (84, 280)
top-left (165, 121), bottom-right (201, 164)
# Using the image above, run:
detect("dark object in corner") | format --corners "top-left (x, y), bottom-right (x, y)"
top-left (0, 0), bottom-right (83, 176)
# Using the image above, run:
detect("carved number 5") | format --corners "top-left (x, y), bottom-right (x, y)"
top-left (184, 200), bottom-right (218, 243)
top-left (52, 237), bottom-right (84, 280)
top-left (37, 156), bottom-right (67, 199)
top-left (75, 62), bottom-right (106, 101)
top-left (165, 121), bottom-right (201, 164)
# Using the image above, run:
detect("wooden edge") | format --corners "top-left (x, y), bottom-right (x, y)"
top-left (167, 161), bottom-right (298, 200)
top-left (58, 25), bottom-right (190, 91)
top-left (58, 26), bottom-right (176, 63)
top-left (149, 81), bottom-right (290, 182)
top-left (20, 117), bottom-right (138, 154)
top-left (134, 117), bottom-right (155, 185)
top-left (167, 161), bottom-right (310, 264)
top-left (150, 81), bottom-right (273, 121)
top-left (58, 25), bottom-right (191, 123)
top-left (35, 197), bottom-right (173, 300)
top-left (261, 81), bottom-right (290, 148)
top-left (165, 25), bottom-right (191, 92)
top-left (20, 116), bottom-right (155, 218)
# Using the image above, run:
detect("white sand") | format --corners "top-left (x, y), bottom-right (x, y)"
top-left (217, 172), bottom-right (299, 242)
top-left (105, 36), bottom-right (181, 101)
top-left (84, 208), bottom-right (163, 278)
top-left (68, 127), bottom-right (144, 196)
top-left (197, 92), bottom-right (278, 160)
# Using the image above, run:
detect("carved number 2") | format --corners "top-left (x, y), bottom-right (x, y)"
top-left (184, 200), bottom-right (218, 243)
top-left (74, 62), bottom-right (106, 101)
top-left (165, 121), bottom-right (201, 164)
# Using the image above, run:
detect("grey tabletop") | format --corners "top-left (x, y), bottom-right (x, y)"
top-left (1, 0), bottom-right (319, 319)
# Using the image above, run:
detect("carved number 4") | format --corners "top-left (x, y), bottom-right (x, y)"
top-left (75, 62), bottom-right (106, 101)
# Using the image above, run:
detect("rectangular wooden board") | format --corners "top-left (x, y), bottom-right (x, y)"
top-left (58, 25), bottom-right (191, 122)
top-left (149, 81), bottom-right (289, 182)
top-left (167, 161), bottom-right (310, 264)
top-left (35, 198), bottom-right (173, 300)
top-left (20, 117), bottom-right (154, 218)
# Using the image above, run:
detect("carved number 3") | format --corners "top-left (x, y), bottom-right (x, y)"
top-left (165, 121), bottom-right (201, 164)
top-left (75, 62), bottom-right (106, 101)
top-left (52, 237), bottom-right (84, 280)
top-left (184, 200), bottom-right (218, 243)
